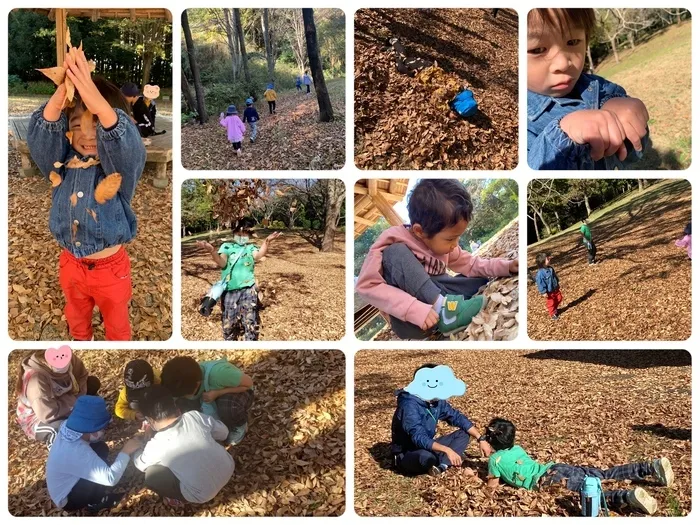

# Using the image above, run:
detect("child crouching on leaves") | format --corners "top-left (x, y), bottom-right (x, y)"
top-left (27, 48), bottom-right (146, 341)
top-left (356, 179), bottom-right (517, 340)
top-left (195, 217), bottom-right (281, 341)
top-left (483, 418), bottom-right (673, 515)
top-left (115, 359), bottom-right (161, 423)
top-left (219, 105), bottom-right (246, 155)
top-left (535, 253), bottom-right (562, 320)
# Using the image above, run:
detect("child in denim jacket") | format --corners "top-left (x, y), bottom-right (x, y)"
top-left (27, 48), bottom-right (146, 341)
top-left (527, 9), bottom-right (650, 170)
top-left (535, 252), bottom-right (562, 320)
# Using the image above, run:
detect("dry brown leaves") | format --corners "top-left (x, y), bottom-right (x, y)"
top-left (354, 349), bottom-right (691, 516)
top-left (527, 180), bottom-right (691, 341)
top-left (181, 82), bottom-right (345, 171)
top-left (354, 8), bottom-right (518, 170)
top-left (7, 349), bottom-right (346, 517)
top-left (7, 142), bottom-right (172, 341)
top-left (65, 155), bottom-right (101, 169)
top-left (181, 231), bottom-right (345, 341)
top-left (94, 173), bottom-right (122, 204)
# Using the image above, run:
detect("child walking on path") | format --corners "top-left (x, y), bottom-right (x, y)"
top-left (219, 105), bottom-right (246, 155)
top-left (264, 84), bottom-right (277, 114)
top-left (356, 179), bottom-right (517, 340)
top-left (483, 418), bottom-right (673, 515)
top-left (303, 71), bottom-right (313, 95)
top-left (27, 49), bottom-right (146, 341)
top-left (242, 98), bottom-right (260, 143)
top-left (295, 75), bottom-right (302, 93)
top-left (535, 253), bottom-right (562, 320)
top-left (580, 219), bottom-right (597, 264)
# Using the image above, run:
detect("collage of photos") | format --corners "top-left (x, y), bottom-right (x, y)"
top-left (2, 3), bottom-right (694, 521)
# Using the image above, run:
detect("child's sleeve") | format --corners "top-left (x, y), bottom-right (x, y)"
top-left (448, 246), bottom-right (511, 278)
top-left (209, 361), bottom-right (244, 389)
top-left (487, 456), bottom-right (501, 478)
top-left (527, 119), bottom-right (595, 170)
top-left (440, 402), bottom-right (474, 432)
top-left (535, 271), bottom-right (546, 294)
top-left (26, 375), bottom-right (63, 423)
top-left (598, 77), bottom-right (628, 107)
top-left (96, 108), bottom-right (146, 201)
top-left (133, 440), bottom-right (160, 472)
top-left (114, 387), bottom-right (136, 420)
top-left (400, 408), bottom-right (436, 451)
top-left (220, 116), bottom-right (227, 127)
top-left (79, 447), bottom-right (131, 486)
top-left (208, 415), bottom-right (230, 441)
top-left (26, 104), bottom-right (71, 179)
top-left (72, 357), bottom-right (89, 395)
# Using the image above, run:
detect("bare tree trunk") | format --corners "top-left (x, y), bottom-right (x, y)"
top-left (676, 8), bottom-right (682, 24)
top-left (302, 8), bottom-right (334, 122)
top-left (181, 69), bottom-right (196, 114)
top-left (529, 213), bottom-right (541, 242)
top-left (554, 210), bottom-right (562, 232)
top-left (535, 209), bottom-right (552, 237)
top-left (141, 52), bottom-right (153, 86)
top-left (583, 194), bottom-right (592, 216)
top-left (182, 10), bottom-right (208, 124)
top-left (290, 9), bottom-right (307, 74)
top-left (586, 44), bottom-right (595, 72)
top-left (628, 32), bottom-right (635, 49)
top-left (234, 9), bottom-right (250, 83)
top-left (610, 37), bottom-right (619, 63)
top-left (261, 9), bottom-right (275, 82)
top-left (321, 180), bottom-right (345, 252)
top-left (222, 8), bottom-right (238, 82)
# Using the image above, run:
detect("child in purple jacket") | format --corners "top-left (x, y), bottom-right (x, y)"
top-left (219, 105), bottom-right (246, 156)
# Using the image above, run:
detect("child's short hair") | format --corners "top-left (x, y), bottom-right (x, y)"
top-left (413, 362), bottom-right (439, 378)
top-left (485, 418), bottom-right (516, 451)
top-left (139, 385), bottom-right (180, 421)
top-left (407, 179), bottom-right (473, 237)
top-left (232, 216), bottom-right (256, 234)
top-left (684, 222), bottom-right (691, 236)
top-left (123, 359), bottom-right (155, 403)
top-left (66, 76), bottom-right (131, 120)
top-left (161, 356), bottom-right (202, 397)
top-left (535, 253), bottom-right (550, 268)
top-left (528, 8), bottom-right (597, 43)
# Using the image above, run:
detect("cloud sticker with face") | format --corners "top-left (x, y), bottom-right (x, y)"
top-left (405, 365), bottom-right (466, 401)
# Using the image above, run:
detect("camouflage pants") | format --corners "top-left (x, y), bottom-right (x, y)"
top-left (221, 285), bottom-right (260, 341)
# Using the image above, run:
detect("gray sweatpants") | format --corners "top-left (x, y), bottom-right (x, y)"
top-left (382, 243), bottom-right (488, 339)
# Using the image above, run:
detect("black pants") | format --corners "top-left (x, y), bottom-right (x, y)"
top-left (268, 101), bottom-right (276, 114)
top-left (231, 141), bottom-right (242, 151)
top-left (64, 442), bottom-right (110, 510)
top-left (585, 239), bottom-right (597, 263)
top-left (306, 84), bottom-right (311, 93)
top-left (395, 429), bottom-right (471, 475)
top-left (145, 465), bottom-right (185, 501)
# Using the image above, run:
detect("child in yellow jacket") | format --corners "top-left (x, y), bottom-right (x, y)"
top-left (115, 359), bottom-right (161, 420)
top-left (264, 83), bottom-right (277, 115)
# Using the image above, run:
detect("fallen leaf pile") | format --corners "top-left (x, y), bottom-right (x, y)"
top-left (8, 349), bottom-right (346, 516)
top-left (354, 8), bottom-right (518, 170)
top-left (180, 83), bottom-right (345, 171)
top-left (181, 231), bottom-right (345, 341)
top-left (527, 179), bottom-right (691, 341)
top-left (7, 138), bottom-right (172, 341)
top-left (354, 349), bottom-right (691, 516)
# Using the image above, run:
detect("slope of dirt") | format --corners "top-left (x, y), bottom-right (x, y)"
top-left (181, 231), bottom-right (345, 341)
top-left (8, 349), bottom-right (345, 517)
top-left (355, 350), bottom-right (691, 517)
top-left (181, 80), bottom-right (345, 170)
top-left (7, 141), bottom-right (172, 341)
top-left (527, 180), bottom-right (691, 341)
top-left (354, 8), bottom-right (518, 170)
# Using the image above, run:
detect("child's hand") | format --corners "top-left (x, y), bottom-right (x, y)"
top-left (220, 112), bottom-right (224, 119)
top-left (560, 109), bottom-right (627, 162)
top-left (65, 48), bottom-right (117, 127)
top-left (508, 259), bottom-right (519, 274)
top-left (121, 436), bottom-right (144, 455)
top-left (196, 240), bottom-right (216, 254)
top-left (264, 231), bottom-right (282, 244)
top-left (445, 447), bottom-right (463, 466)
top-left (479, 440), bottom-right (494, 457)
top-left (422, 309), bottom-right (439, 330)
top-left (201, 390), bottom-right (218, 403)
top-left (601, 97), bottom-right (649, 152)
top-left (44, 83), bottom-right (68, 121)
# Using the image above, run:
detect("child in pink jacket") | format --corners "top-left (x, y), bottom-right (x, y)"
top-left (220, 105), bottom-right (246, 156)
top-left (675, 222), bottom-right (691, 259)
top-left (356, 179), bottom-right (518, 339)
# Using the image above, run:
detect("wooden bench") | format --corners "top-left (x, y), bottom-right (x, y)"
top-left (10, 116), bottom-right (172, 188)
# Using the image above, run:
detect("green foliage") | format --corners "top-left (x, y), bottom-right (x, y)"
top-left (462, 179), bottom-right (518, 247)
top-left (354, 218), bottom-right (389, 275)
top-left (8, 75), bottom-right (22, 88)
top-left (181, 180), bottom-right (215, 234)
top-left (8, 80), bottom-right (56, 96)
top-left (204, 83), bottom-right (254, 118)
top-left (181, 111), bottom-right (198, 125)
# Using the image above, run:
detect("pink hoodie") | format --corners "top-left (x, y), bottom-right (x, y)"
top-left (676, 234), bottom-right (691, 259)
top-left (355, 225), bottom-right (512, 327)
top-left (220, 115), bottom-right (246, 143)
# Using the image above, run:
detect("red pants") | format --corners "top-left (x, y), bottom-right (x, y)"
top-left (58, 247), bottom-right (132, 340)
top-left (545, 289), bottom-right (563, 317)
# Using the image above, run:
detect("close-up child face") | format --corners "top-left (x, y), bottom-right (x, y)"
top-left (68, 105), bottom-right (98, 157)
top-left (528, 10), bottom-right (586, 97)
top-left (414, 219), bottom-right (468, 256)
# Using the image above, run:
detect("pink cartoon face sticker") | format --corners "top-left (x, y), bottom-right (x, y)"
top-left (45, 345), bottom-right (72, 371)
top-left (143, 84), bottom-right (160, 100)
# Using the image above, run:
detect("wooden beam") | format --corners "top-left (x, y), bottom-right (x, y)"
top-left (371, 191), bottom-right (404, 226)
top-left (55, 8), bottom-right (67, 66)
top-left (389, 179), bottom-right (399, 194)
top-left (367, 179), bottom-right (378, 196)
top-left (353, 185), bottom-right (404, 202)
top-left (354, 216), bottom-right (376, 227)
top-left (130, 9), bottom-right (137, 22)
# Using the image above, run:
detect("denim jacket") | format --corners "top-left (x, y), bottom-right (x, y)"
top-left (535, 267), bottom-right (559, 294)
top-left (27, 106), bottom-right (146, 258)
top-left (527, 73), bottom-right (649, 170)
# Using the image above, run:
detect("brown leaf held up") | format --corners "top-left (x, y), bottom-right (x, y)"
top-left (36, 67), bottom-right (66, 86)
top-left (49, 171), bottom-right (62, 188)
top-left (64, 77), bottom-right (75, 105)
top-left (66, 27), bottom-right (72, 48)
top-left (80, 110), bottom-right (94, 135)
top-left (65, 131), bottom-right (74, 145)
top-left (66, 155), bottom-right (100, 169)
top-left (94, 173), bottom-right (122, 204)
top-left (88, 60), bottom-right (96, 72)
top-left (70, 193), bottom-right (78, 207)
top-left (86, 208), bottom-right (98, 222)
top-left (53, 161), bottom-right (64, 169)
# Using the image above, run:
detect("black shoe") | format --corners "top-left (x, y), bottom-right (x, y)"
top-left (551, 314), bottom-right (560, 321)
top-left (86, 492), bottom-right (125, 513)
top-left (199, 296), bottom-right (217, 317)
top-left (154, 130), bottom-right (167, 135)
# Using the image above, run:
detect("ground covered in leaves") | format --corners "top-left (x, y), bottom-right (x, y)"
top-left (355, 350), bottom-right (691, 517)
top-left (527, 180), bottom-right (691, 341)
top-left (8, 349), bottom-right (345, 517)
top-left (354, 8), bottom-right (518, 170)
top-left (181, 230), bottom-right (345, 341)
top-left (7, 140), bottom-right (172, 340)
top-left (181, 79), bottom-right (345, 170)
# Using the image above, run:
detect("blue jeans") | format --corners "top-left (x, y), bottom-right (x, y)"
top-left (395, 429), bottom-right (470, 475)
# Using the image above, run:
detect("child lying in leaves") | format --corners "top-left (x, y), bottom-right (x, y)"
top-left (27, 38), bottom-right (146, 341)
top-left (387, 37), bottom-right (435, 75)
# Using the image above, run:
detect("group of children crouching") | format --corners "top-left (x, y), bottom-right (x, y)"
top-left (391, 364), bottom-right (675, 515)
top-left (16, 349), bottom-right (253, 512)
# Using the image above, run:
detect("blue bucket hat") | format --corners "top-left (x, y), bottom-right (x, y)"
top-left (245, 97), bottom-right (254, 105)
top-left (66, 396), bottom-right (111, 433)
top-left (226, 104), bottom-right (238, 115)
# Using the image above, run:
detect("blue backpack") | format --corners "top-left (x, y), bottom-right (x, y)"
top-left (451, 89), bottom-right (478, 117)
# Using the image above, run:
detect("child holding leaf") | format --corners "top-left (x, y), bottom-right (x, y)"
top-left (27, 38), bottom-right (146, 341)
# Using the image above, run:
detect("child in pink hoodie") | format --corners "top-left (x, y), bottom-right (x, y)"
top-left (356, 179), bottom-right (518, 339)
top-left (219, 105), bottom-right (246, 156)
top-left (675, 222), bottom-right (691, 259)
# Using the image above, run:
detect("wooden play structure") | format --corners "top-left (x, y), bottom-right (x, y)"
top-left (354, 178), bottom-right (409, 335)
top-left (10, 8), bottom-right (172, 188)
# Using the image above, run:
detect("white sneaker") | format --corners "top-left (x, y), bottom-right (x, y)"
top-left (627, 488), bottom-right (658, 515)
top-left (652, 457), bottom-right (674, 486)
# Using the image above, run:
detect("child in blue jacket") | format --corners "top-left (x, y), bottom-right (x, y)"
top-left (535, 253), bottom-right (562, 320)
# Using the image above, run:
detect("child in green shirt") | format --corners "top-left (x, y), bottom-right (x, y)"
top-left (483, 418), bottom-right (673, 515)
top-left (196, 217), bottom-right (281, 340)
top-left (580, 219), bottom-right (597, 265)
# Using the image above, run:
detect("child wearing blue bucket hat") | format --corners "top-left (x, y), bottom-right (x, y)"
top-left (242, 98), bottom-right (260, 143)
top-left (482, 418), bottom-right (673, 515)
top-left (45, 395), bottom-right (143, 512)
top-left (264, 83), bottom-right (277, 115)
top-left (219, 105), bottom-right (246, 156)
